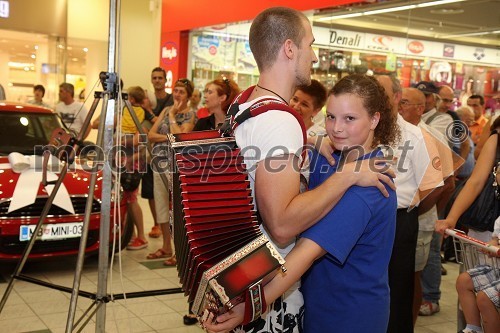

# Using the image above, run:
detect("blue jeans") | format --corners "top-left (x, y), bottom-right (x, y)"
top-left (421, 231), bottom-right (441, 303)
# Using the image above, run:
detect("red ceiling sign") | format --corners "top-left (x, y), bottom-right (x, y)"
top-left (162, 0), bottom-right (362, 33)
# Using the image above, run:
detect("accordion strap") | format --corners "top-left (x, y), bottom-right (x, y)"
top-left (219, 85), bottom-right (307, 146)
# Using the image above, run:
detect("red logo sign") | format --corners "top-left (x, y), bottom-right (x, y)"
top-left (161, 42), bottom-right (178, 65)
top-left (408, 41), bottom-right (424, 54)
top-left (209, 45), bottom-right (217, 55)
top-left (372, 36), bottom-right (392, 47)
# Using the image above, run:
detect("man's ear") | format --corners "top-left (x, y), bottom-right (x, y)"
top-left (393, 91), bottom-right (402, 106)
top-left (284, 39), bottom-right (294, 59)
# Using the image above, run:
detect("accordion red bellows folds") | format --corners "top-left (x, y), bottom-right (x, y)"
top-left (166, 130), bottom-right (286, 318)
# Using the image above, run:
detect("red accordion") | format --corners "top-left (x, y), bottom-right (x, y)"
top-left (167, 130), bottom-right (285, 317)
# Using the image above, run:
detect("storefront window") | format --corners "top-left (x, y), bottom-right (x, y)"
top-left (189, 22), bottom-right (258, 91)
top-left (189, 0), bottom-right (499, 114)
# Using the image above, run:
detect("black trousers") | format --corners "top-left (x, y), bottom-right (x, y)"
top-left (387, 208), bottom-right (419, 333)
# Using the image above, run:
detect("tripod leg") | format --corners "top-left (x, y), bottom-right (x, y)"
top-left (65, 94), bottom-right (107, 333)
top-left (0, 164), bottom-right (70, 312)
top-left (96, 96), bottom-right (118, 332)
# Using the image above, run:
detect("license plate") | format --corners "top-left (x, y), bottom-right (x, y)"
top-left (19, 222), bottom-right (83, 241)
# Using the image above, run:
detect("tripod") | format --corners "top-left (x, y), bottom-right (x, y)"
top-left (0, 1), bottom-right (182, 332)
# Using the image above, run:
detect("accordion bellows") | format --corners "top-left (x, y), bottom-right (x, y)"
top-left (167, 130), bottom-right (285, 316)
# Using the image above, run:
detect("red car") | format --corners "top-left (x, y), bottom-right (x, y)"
top-left (0, 101), bottom-right (132, 260)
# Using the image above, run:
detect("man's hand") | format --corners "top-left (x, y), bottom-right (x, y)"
top-left (339, 157), bottom-right (396, 197)
top-left (202, 303), bottom-right (245, 333)
top-left (435, 218), bottom-right (456, 235)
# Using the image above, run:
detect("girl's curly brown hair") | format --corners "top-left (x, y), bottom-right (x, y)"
top-left (330, 74), bottom-right (400, 148)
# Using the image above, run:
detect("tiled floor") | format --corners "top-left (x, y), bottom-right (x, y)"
top-left (0, 197), bottom-right (463, 332)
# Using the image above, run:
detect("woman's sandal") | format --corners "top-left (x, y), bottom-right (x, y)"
top-left (146, 249), bottom-right (172, 260)
top-left (163, 255), bottom-right (177, 266)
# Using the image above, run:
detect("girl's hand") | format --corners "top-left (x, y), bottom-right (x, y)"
top-left (202, 303), bottom-right (245, 333)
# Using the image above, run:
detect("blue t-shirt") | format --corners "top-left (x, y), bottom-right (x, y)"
top-left (301, 149), bottom-right (397, 333)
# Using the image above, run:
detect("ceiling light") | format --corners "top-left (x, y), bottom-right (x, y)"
top-left (8, 61), bottom-right (35, 69)
top-left (442, 30), bottom-right (500, 38)
top-left (430, 8), bottom-right (464, 14)
top-left (318, 0), bottom-right (465, 21)
top-left (34, 45), bottom-right (38, 50)
top-left (317, 12), bottom-right (362, 21)
top-left (83, 47), bottom-right (88, 52)
top-left (416, 0), bottom-right (464, 8)
top-left (30, 54), bottom-right (35, 59)
top-left (364, 4), bottom-right (416, 16)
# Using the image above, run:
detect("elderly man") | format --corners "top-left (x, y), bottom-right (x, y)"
top-left (400, 87), bottom-right (454, 325)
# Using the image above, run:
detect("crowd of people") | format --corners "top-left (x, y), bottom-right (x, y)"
top-left (23, 6), bottom-right (499, 333)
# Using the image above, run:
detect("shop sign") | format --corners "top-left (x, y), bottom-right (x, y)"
top-left (473, 48), bottom-right (485, 61)
top-left (0, 0), bottom-right (9, 18)
top-left (408, 41), bottom-right (424, 54)
top-left (443, 44), bottom-right (455, 58)
top-left (197, 35), bottom-right (220, 48)
top-left (329, 30), bottom-right (362, 48)
top-left (366, 35), bottom-right (393, 51)
top-left (161, 41), bottom-right (178, 65)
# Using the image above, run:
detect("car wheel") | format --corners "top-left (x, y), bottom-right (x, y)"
top-left (110, 213), bottom-right (134, 253)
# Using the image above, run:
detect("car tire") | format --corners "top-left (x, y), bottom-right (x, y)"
top-left (109, 213), bottom-right (134, 253)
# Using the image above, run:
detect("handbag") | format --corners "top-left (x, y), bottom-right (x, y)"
top-left (445, 130), bottom-right (500, 232)
top-left (120, 170), bottom-right (142, 191)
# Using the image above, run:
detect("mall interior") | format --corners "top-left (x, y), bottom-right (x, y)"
top-left (0, 0), bottom-right (498, 332)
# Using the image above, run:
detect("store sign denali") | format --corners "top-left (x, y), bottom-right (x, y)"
top-left (329, 30), bottom-right (362, 47)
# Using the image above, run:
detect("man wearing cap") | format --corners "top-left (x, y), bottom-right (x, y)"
top-left (415, 81), bottom-right (454, 144)
top-left (415, 81), bottom-right (456, 318)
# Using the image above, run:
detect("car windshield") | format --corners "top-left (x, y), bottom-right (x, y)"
top-left (0, 112), bottom-right (62, 155)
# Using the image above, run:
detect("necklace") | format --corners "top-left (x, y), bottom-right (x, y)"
top-left (256, 84), bottom-right (288, 104)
